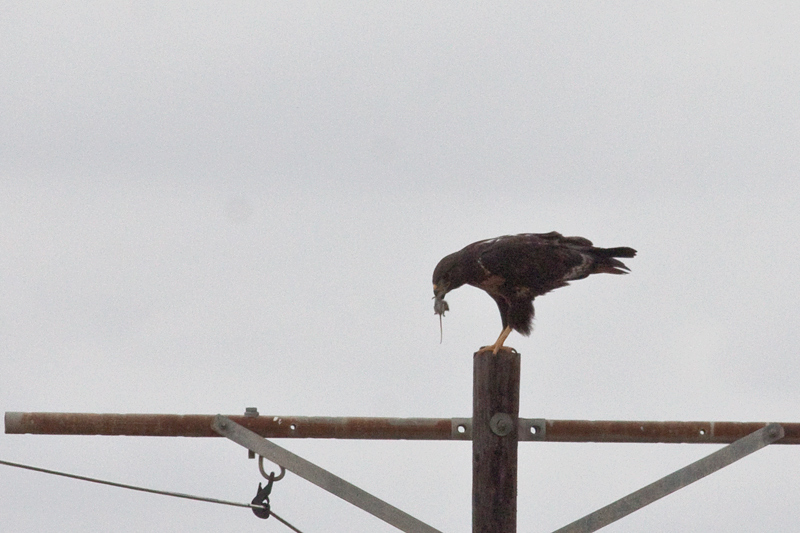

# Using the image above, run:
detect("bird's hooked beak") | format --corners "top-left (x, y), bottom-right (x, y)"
top-left (433, 284), bottom-right (450, 343)
top-left (432, 283), bottom-right (450, 313)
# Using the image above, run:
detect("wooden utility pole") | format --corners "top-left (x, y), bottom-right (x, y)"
top-left (473, 349), bottom-right (521, 533)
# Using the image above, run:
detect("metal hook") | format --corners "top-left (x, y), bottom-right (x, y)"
top-left (251, 474), bottom-right (273, 519)
top-left (258, 455), bottom-right (286, 482)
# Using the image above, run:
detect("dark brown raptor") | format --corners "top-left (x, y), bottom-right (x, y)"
top-left (432, 232), bottom-right (636, 354)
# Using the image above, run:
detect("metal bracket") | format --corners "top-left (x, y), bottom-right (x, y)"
top-left (212, 415), bottom-right (442, 533)
top-left (451, 418), bottom-right (472, 439)
top-left (450, 417), bottom-right (546, 440)
top-left (552, 423), bottom-right (785, 533)
top-left (520, 418), bottom-right (547, 441)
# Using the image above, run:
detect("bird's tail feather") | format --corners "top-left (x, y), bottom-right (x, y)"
top-left (593, 246), bottom-right (637, 274)
top-left (600, 246), bottom-right (637, 258)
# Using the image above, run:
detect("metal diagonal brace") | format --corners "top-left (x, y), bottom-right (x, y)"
top-left (211, 415), bottom-right (442, 533)
top-left (553, 423), bottom-right (785, 533)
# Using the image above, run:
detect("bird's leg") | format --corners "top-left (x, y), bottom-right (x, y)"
top-left (491, 325), bottom-right (514, 355)
top-left (477, 325), bottom-right (514, 355)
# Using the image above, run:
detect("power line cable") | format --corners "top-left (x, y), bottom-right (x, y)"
top-left (0, 458), bottom-right (302, 532)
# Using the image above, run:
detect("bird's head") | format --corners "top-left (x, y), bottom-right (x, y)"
top-left (432, 251), bottom-right (466, 312)
top-left (432, 251), bottom-right (470, 342)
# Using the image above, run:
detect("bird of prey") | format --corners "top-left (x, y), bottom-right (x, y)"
top-left (432, 232), bottom-right (636, 354)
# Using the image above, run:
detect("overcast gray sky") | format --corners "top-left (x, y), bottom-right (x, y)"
top-left (2, 2), bottom-right (800, 532)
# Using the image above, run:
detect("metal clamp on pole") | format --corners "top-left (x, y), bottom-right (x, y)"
top-left (211, 415), bottom-right (442, 533)
top-left (553, 423), bottom-right (785, 533)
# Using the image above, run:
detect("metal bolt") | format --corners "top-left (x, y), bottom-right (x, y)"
top-left (489, 413), bottom-right (514, 437)
top-left (243, 409), bottom-right (259, 458)
top-left (766, 423), bottom-right (784, 440)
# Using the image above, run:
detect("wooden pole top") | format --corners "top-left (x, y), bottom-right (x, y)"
top-left (473, 350), bottom-right (521, 533)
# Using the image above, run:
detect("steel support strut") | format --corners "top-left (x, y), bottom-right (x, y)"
top-left (553, 423), bottom-right (785, 533)
top-left (211, 415), bottom-right (442, 533)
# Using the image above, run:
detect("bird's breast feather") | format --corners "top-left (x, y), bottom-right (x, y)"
top-left (475, 274), bottom-right (505, 293)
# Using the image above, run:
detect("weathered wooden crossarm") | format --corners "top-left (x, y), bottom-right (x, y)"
top-left (6, 412), bottom-right (800, 444)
